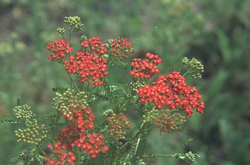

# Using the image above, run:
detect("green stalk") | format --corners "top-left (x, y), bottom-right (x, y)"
top-left (142, 154), bottom-right (174, 158)
top-left (76, 148), bottom-right (81, 165)
top-left (67, 73), bottom-right (80, 92)
top-left (179, 63), bottom-right (183, 72)
top-left (118, 94), bottom-right (133, 113)
top-left (36, 145), bottom-right (47, 157)
top-left (59, 63), bottom-right (80, 92)
top-left (116, 123), bottom-right (145, 158)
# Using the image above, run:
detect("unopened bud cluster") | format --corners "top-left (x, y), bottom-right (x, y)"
top-left (107, 112), bottom-right (131, 140)
top-left (57, 28), bottom-right (66, 35)
top-left (103, 109), bottom-right (114, 117)
top-left (142, 109), bottom-right (158, 123)
top-left (182, 57), bottom-right (189, 65)
top-left (15, 120), bottom-right (49, 145)
top-left (184, 151), bottom-right (196, 163)
top-left (143, 109), bottom-right (186, 134)
top-left (18, 148), bottom-right (32, 161)
top-left (13, 104), bottom-right (33, 120)
top-left (52, 89), bottom-right (88, 121)
top-left (182, 57), bottom-right (204, 78)
top-left (109, 37), bottom-right (134, 60)
top-left (64, 16), bottom-right (83, 32)
top-left (130, 81), bottom-right (146, 92)
top-left (155, 109), bottom-right (186, 134)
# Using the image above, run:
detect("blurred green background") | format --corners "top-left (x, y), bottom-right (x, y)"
top-left (0, 0), bottom-right (250, 164)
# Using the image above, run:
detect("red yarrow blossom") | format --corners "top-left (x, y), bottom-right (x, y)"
top-left (155, 109), bottom-right (186, 134)
top-left (45, 90), bottom-right (109, 163)
top-left (137, 71), bottom-right (205, 117)
top-left (130, 53), bottom-right (162, 79)
top-left (45, 108), bottom-right (108, 162)
top-left (110, 37), bottom-right (134, 60)
top-left (80, 37), bottom-right (107, 55)
top-left (107, 112), bottom-right (131, 141)
top-left (64, 50), bottom-right (108, 86)
top-left (46, 38), bottom-right (73, 61)
top-left (45, 142), bottom-right (76, 165)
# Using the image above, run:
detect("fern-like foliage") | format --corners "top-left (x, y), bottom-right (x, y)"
top-left (0, 118), bottom-right (19, 124)
top-left (110, 60), bottom-right (128, 70)
top-left (52, 86), bottom-right (69, 94)
top-left (37, 111), bottom-right (58, 122)
top-left (11, 147), bottom-right (44, 165)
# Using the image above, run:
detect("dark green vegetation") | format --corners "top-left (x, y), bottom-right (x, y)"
top-left (0, 0), bottom-right (250, 164)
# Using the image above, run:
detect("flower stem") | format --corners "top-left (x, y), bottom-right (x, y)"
top-left (118, 94), bottom-right (133, 113)
top-left (67, 73), bottom-right (80, 92)
top-left (36, 145), bottom-right (47, 157)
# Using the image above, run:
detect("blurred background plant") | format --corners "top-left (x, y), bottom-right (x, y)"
top-left (0, 0), bottom-right (249, 164)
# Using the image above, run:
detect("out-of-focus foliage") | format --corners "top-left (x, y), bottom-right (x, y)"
top-left (0, 0), bottom-right (249, 164)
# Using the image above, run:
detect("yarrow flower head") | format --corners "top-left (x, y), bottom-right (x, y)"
top-left (80, 37), bottom-right (107, 55)
top-left (107, 112), bottom-right (131, 141)
top-left (143, 109), bottom-right (187, 135)
top-left (182, 57), bottom-right (204, 79)
top-left (46, 38), bottom-right (73, 61)
top-left (64, 50), bottom-right (108, 86)
top-left (138, 71), bottom-right (205, 117)
top-left (64, 16), bottom-right (84, 32)
top-left (130, 53), bottom-right (162, 79)
top-left (109, 37), bottom-right (134, 60)
top-left (45, 142), bottom-right (76, 165)
top-left (15, 120), bottom-right (49, 145)
top-left (13, 104), bottom-right (34, 120)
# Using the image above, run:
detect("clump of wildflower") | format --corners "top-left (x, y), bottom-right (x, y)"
top-left (138, 71), bottom-right (205, 117)
top-left (64, 50), bottom-right (108, 86)
top-left (130, 53), bottom-right (162, 79)
top-left (46, 38), bottom-right (73, 61)
top-left (80, 37), bottom-right (107, 55)
top-left (109, 37), bottom-right (134, 60)
top-left (107, 112), bottom-right (131, 140)
top-left (15, 120), bottom-right (49, 145)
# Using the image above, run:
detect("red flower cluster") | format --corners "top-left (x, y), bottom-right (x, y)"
top-left (46, 37), bottom-right (109, 86)
top-left (110, 37), bottom-right (134, 60)
top-left (80, 37), bottom-right (107, 55)
top-left (45, 90), bottom-right (108, 164)
top-left (138, 71), bottom-right (205, 117)
top-left (45, 142), bottom-right (76, 165)
top-left (107, 112), bottom-right (131, 141)
top-left (155, 109), bottom-right (186, 135)
top-left (64, 50), bottom-right (108, 86)
top-left (46, 38), bottom-right (73, 61)
top-left (130, 53), bottom-right (162, 79)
